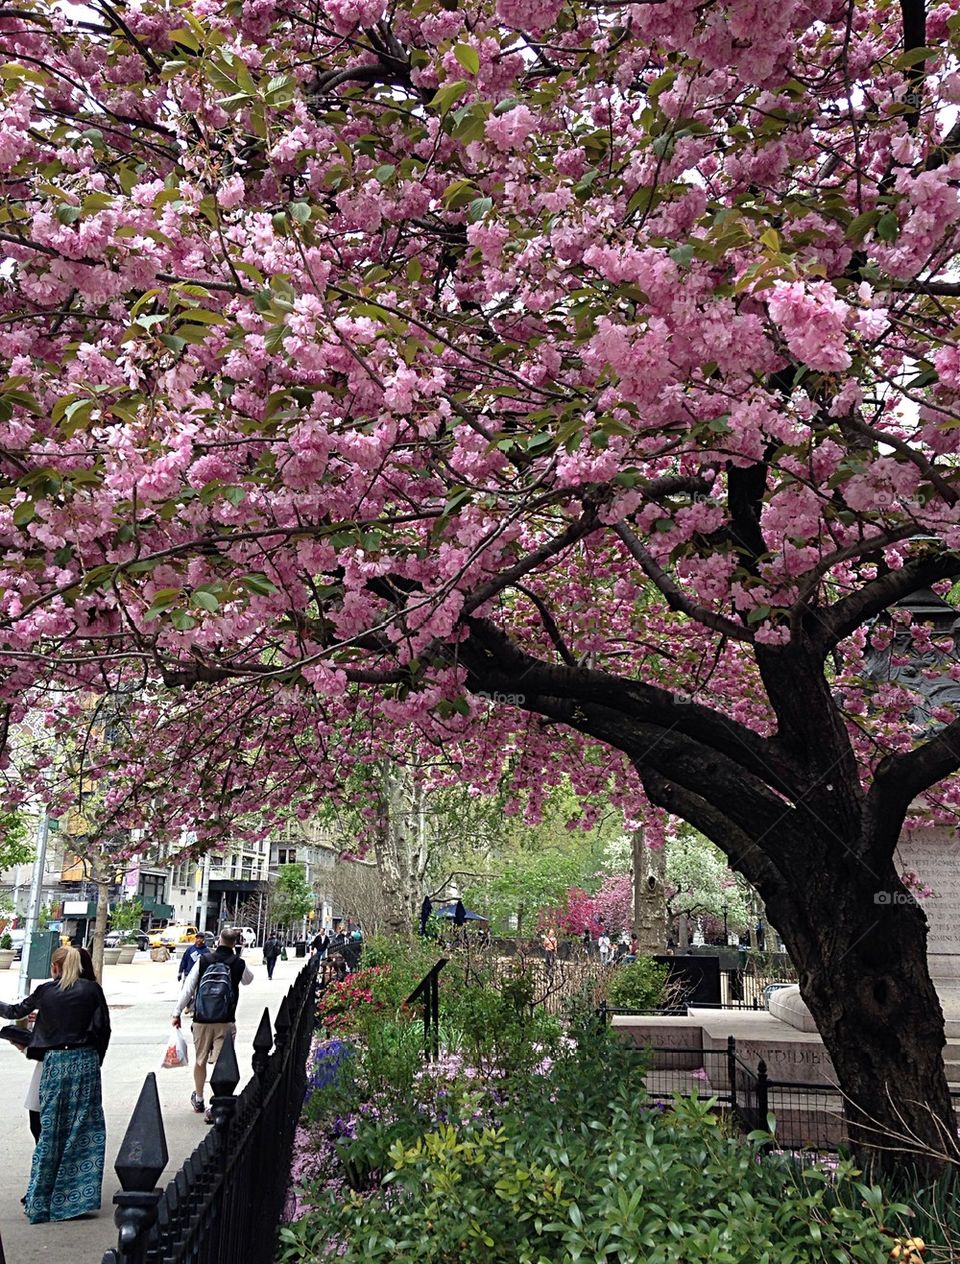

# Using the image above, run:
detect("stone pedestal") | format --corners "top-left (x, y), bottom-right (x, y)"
top-left (897, 825), bottom-right (960, 1023)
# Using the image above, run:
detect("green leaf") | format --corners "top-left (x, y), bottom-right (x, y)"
top-left (176, 307), bottom-right (227, 325)
top-left (468, 196), bottom-right (493, 222)
top-left (12, 501), bottom-right (35, 526)
top-left (430, 79), bottom-right (469, 114)
top-left (0, 61), bottom-right (47, 85)
top-left (875, 211), bottom-right (899, 243)
top-left (895, 45), bottom-right (938, 68)
top-left (745, 604), bottom-right (773, 625)
top-left (845, 209), bottom-right (882, 242)
top-left (454, 45), bottom-right (480, 76)
top-left (240, 574), bottom-right (277, 597)
top-left (289, 201), bottom-right (312, 225)
top-left (171, 610), bottom-right (197, 631)
top-left (441, 487), bottom-right (473, 517)
top-left (192, 590), bottom-right (220, 612)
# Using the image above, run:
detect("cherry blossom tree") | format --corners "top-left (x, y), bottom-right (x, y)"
top-left (1, 0), bottom-right (960, 1168)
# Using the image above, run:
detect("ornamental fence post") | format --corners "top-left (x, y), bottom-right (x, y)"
top-left (101, 1073), bottom-right (168, 1264)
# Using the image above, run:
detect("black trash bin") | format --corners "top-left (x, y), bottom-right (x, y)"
top-left (295, 941), bottom-right (307, 958)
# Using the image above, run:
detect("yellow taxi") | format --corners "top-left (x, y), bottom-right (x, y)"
top-left (148, 923), bottom-right (200, 948)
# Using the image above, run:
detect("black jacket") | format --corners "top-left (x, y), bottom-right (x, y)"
top-left (0, 979), bottom-right (110, 1064)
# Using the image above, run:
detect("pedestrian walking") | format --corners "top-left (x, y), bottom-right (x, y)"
top-left (542, 927), bottom-right (558, 979)
top-left (18, 947), bottom-right (99, 1146)
top-left (323, 953), bottom-right (347, 984)
top-left (262, 933), bottom-right (281, 980)
top-left (0, 945), bottom-right (110, 1223)
top-left (598, 933), bottom-right (612, 965)
top-left (310, 928), bottom-right (329, 958)
top-left (171, 927), bottom-right (252, 1124)
top-left (178, 932), bottom-right (207, 985)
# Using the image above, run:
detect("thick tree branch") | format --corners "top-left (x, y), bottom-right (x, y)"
top-left (503, 687), bottom-right (799, 854)
top-left (869, 715), bottom-right (960, 844)
top-left (844, 414), bottom-right (959, 508)
top-left (818, 551), bottom-right (960, 648)
top-left (637, 765), bottom-right (791, 900)
top-left (460, 616), bottom-right (799, 796)
top-left (461, 512), bottom-right (599, 616)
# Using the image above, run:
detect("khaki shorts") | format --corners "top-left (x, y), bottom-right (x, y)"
top-left (192, 1021), bottom-right (236, 1068)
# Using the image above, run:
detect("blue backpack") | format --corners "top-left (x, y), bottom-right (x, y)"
top-left (193, 958), bottom-right (233, 1023)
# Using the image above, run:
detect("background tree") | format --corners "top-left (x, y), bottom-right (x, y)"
top-left (269, 863), bottom-right (315, 938)
top-left (109, 897), bottom-right (143, 942)
top-left (666, 832), bottom-right (750, 948)
top-left (0, 811), bottom-right (32, 872)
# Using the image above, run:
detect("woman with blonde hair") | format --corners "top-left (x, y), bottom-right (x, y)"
top-left (0, 944), bottom-right (110, 1223)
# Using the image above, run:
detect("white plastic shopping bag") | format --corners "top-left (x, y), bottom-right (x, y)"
top-left (160, 1026), bottom-right (189, 1069)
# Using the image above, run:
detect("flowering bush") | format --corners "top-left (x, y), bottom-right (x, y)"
top-left (550, 873), bottom-right (636, 939)
top-left (315, 966), bottom-right (390, 1036)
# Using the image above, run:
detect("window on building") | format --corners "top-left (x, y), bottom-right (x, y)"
top-left (138, 873), bottom-right (167, 904)
top-left (278, 848), bottom-right (297, 866)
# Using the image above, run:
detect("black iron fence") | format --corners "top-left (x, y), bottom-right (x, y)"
top-left (405, 957), bottom-right (447, 1060)
top-left (604, 1007), bottom-right (960, 1155)
top-left (101, 954), bottom-right (319, 1264)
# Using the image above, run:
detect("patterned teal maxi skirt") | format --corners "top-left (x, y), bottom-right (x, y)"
top-left (25, 1047), bottom-right (105, 1223)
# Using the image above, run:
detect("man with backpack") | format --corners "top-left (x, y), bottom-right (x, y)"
top-left (171, 927), bottom-right (253, 1123)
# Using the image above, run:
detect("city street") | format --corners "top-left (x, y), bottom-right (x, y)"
top-left (0, 948), bottom-right (308, 1262)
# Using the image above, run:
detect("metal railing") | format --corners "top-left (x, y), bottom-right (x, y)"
top-left (405, 958), bottom-right (447, 1061)
top-left (101, 954), bottom-right (319, 1264)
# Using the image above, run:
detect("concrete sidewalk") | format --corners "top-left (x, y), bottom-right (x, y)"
top-left (0, 950), bottom-right (309, 1262)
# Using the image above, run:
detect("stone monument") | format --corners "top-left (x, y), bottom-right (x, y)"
top-left (863, 588), bottom-right (960, 1021)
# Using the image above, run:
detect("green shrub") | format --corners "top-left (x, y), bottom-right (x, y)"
top-left (280, 1087), bottom-right (908, 1264)
top-left (0, 933), bottom-right (11, 951)
top-left (606, 955), bottom-right (669, 1010)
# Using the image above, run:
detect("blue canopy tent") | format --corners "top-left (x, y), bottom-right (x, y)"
top-left (434, 902), bottom-right (488, 923)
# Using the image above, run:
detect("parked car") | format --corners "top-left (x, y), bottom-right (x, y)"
top-left (105, 930), bottom-right (150, 951)
top-left (9, 928), bottom-right (24, 960)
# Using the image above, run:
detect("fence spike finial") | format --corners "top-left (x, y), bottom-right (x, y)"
top-left (210, 1031), bottom-right (241, 1098)
top-left (275, 993), bottom-right (292, 1046)
top-left (115, 1072), bottom-right (168, 1191)
top-left (253, 1006), bottom-right (273, 1077)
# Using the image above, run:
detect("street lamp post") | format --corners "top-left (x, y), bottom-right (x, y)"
top-left (722, 903), bottom-right (729, 945)
top-left (18, 808), bottom-right (50, 995)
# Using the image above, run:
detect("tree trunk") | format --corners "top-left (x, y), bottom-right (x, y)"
top-left (766, 852), bottom-right (958, 1175)
top-left (677, 912), bottom-right (689, 952)
top-left (633, 827), bottom-right (667, 954)
top-left (373, 763), bottom-right (429, 937)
